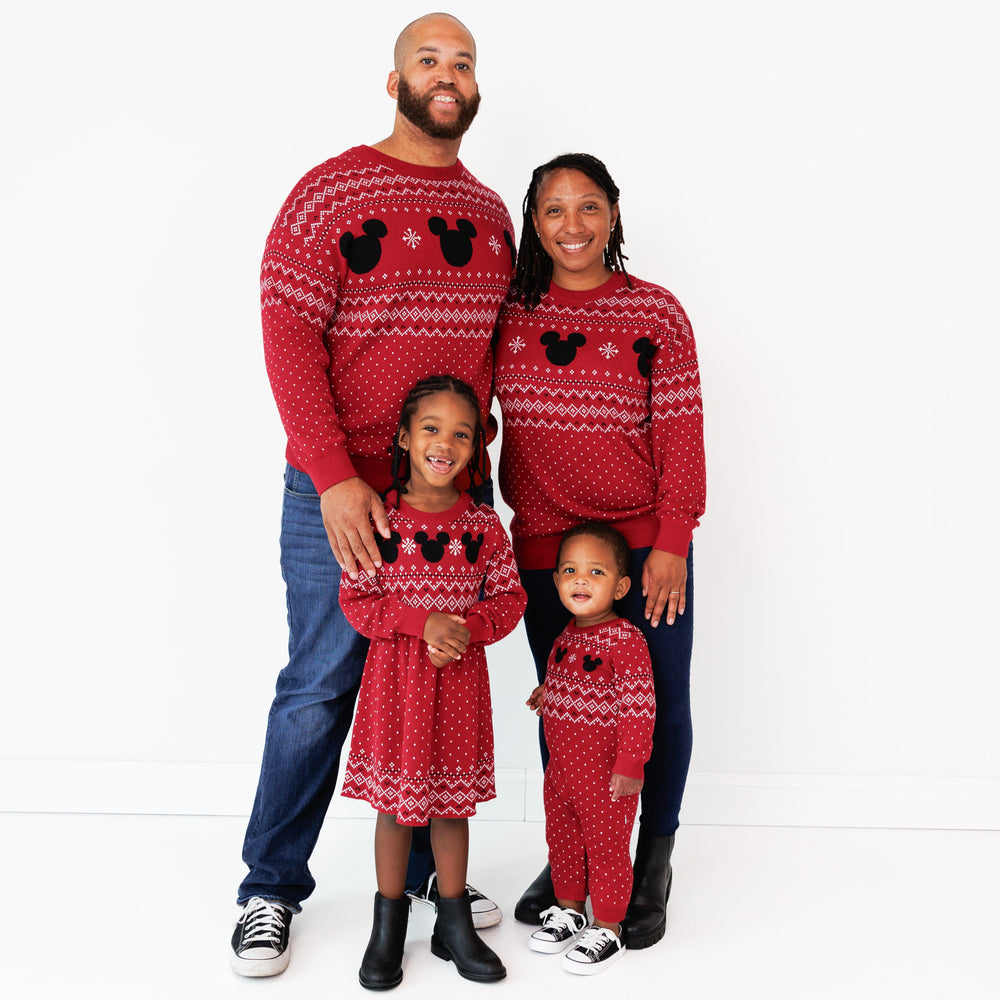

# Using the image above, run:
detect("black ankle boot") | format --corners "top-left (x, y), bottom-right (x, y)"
top-left (622, 830), bottom-right (675, 949)
top-left (359, 892), bottom-right (410, 990)
top-left (513, 863), bottom-right (557, 925)
top-left (430, 892), bottom-right (506, 982)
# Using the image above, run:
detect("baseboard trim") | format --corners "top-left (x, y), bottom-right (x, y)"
top-left (2, 760), bottom-right (998, 830)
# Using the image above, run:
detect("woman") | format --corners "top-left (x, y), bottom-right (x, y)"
top-left (493, 153), bottom-right (706, 950)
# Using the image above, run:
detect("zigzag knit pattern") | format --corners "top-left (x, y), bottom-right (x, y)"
top-left (494, 271), bottom-right (705, 568)
top-left (341, 750), bottom-right (496, 827)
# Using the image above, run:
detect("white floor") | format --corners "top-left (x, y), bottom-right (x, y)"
top-left (3, 813), bottom-right (997, 999)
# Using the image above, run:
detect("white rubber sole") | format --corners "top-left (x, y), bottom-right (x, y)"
top-left (529, 932), bottom-right (579, 954)
top-left (229, 947), bottom-right (291, 978)
top-left (563, 942), bottom-right (625, 975)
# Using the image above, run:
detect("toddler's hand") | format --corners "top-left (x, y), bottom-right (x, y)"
top-left (610, 773), bottom-right (643, 801)
top-left (423, 612), bottom-right (470, 661)
top-left (526, 684), bottom-right (545, 716)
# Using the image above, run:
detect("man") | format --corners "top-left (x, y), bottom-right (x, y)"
top-left (231, 13), bottom-right (516, 977)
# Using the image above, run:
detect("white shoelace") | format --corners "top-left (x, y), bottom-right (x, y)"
top-left (571, 925), bottom-right (617, 959)
top-left (536, 905), bottom-right (586, 938)
top-left (239, 898), bottom-right (287, 947)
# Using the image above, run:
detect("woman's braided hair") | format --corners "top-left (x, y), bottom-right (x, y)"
top-left (510, 152), bottom-right (631, 312)
top-left (386, 375), bottom-right (489, 506)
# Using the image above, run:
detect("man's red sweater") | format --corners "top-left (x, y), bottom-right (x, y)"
top-left (261, 145), bottom-right (515, 495)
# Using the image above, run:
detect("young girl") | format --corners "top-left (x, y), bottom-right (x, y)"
top-left (525, 522), bottom-right (655, 975)
top-left (339, 375), bottom-right (526, 990)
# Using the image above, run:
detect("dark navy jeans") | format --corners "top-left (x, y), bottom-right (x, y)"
top-left (520, 545), bottom-right (694, 837)
top-left (239, 465), bottom-right (446, 909)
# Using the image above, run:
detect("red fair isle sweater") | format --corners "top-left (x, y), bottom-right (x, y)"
top-left (494, 272), bottom-right (706, 569)
top-left (261, 145), bottom-right (515, 495)
top-left (543, 618), bottom-right (655, 781)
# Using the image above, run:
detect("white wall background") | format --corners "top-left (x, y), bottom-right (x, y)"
top-left (2, 0), bottom-right (997, 828)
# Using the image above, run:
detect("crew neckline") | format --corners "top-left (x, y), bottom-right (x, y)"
top-left (544, 271), bottom-right (629, 305)
top-left (395, 491), bottom-right (472, 521)
top-left (359, 144), bottom-right (466, 180)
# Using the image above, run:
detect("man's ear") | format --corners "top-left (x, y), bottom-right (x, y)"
top-left (386, 71), bottom-right (399, 100)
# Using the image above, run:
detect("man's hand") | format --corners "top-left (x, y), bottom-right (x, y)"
top-left (320, 477), bottom-right (392, 580)
top-left (422, 613), bottom-right (470, 662)
top-left (526, 683), bottom-right (546, 717)
top-left (610, 773), bottom-right (643, 801)
top-left (641, 549), bottom-right (687, 627)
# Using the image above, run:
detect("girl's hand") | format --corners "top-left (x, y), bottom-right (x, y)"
top-left (526, 683), bottom-right (545, 716)
top-left (641, 549), bottom-right (687, 627)
top-left (610, 773), bottom-right (643, 801)
top-left (425, 645), bottom-right (455, 668)
top-left (422, 612), bottom-right (470, 660)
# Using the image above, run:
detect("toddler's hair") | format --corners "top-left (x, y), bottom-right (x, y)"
top-left (387, 375), bottom-right (488, 505)
top-left (557, 521), bottom-right (630, 576)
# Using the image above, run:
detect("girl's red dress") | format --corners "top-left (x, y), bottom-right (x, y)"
top-left (340, 492), bottom-right (526, 825)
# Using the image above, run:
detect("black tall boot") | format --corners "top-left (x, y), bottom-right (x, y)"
top-left (513, 863), bottom-right (557, 925)
top-left (359, 892), bottom-right (410, 990)
top-left (430, 892), bottom-right (506, 982)
top-left (622, 830), bottom-right (675, 949)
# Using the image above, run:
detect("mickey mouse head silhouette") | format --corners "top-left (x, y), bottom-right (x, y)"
top-left (375, 530), bottom-right (403, 564)
top-left (414, 531), bottom-right (450, 562)
top-left (503, 229), bottom-right (516, 269)
top-left (428, 217), bottom-right (477, 266)
top-left (554, 646), bottom-right (569, 664)
top-left (632, 336), bottom-right (657, 378)
top-left (461, 531), bottom-right (484, 564)
top-left (540, 331), bottom-right (586, 366)
top-left (582, 655), bottom-right (602, 672)
top-left (339, 219), bottom-right (388, 274)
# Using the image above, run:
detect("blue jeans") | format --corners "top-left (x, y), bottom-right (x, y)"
top-left (520, 545), bottom-right (694, 837)
top-left (239, 465), bottom-right (452, 908)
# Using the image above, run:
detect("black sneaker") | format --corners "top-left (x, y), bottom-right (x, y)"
top-left (406, 872), bottom-right (502, 929)
top-left (563, 926), bottom-right (626, 976)
top-left (529, 905), bottom-right (588, 954)
top-left (230, 897), bottom-right (293, 977)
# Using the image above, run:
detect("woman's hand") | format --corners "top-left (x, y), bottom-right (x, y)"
top-left (610, 773), bottom-right (643, 801)
top-left (526, 683), bottom-right (546, 716)
top-left (422, 613), bottom-right (470, 661)
top-left (641, 549), bottom-right (687, 627)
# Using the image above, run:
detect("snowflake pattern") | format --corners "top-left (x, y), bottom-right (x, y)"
top-left (598, 342), bottom-right (619, 359)
top-left (402, 227), bottom-right (422, 249)
top-left (488, 235), bottom-right (503, 255)
top-left (509, 336), bottom-right (526, 354)
top-left (449, 539), bottom-right (463, 556)
top-left (401, 538), bottom-right (417, 555)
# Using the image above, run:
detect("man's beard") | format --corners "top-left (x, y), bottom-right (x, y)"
top-left (396, 76), bottom-right (481, 141)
